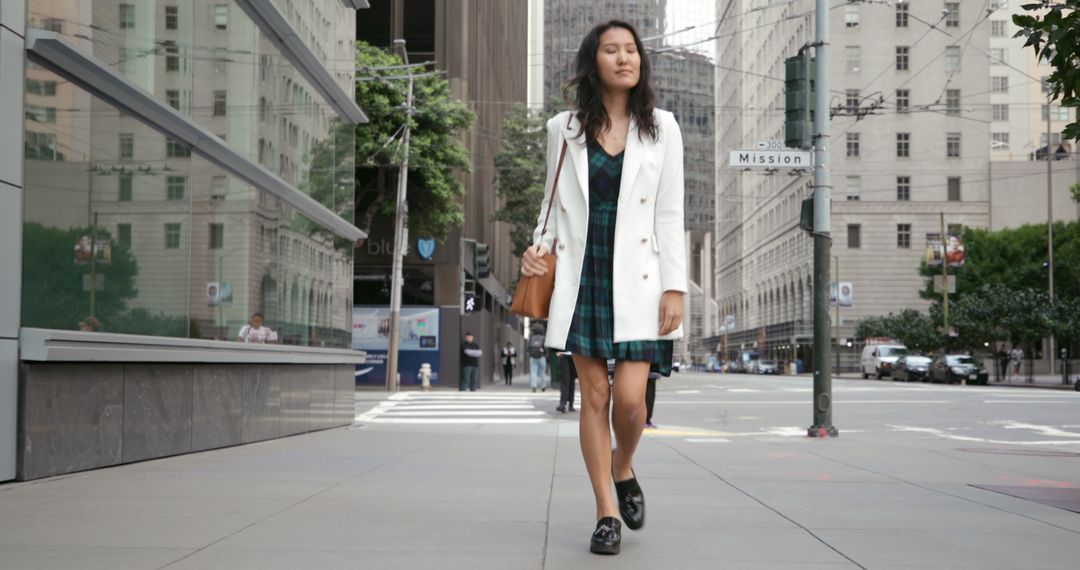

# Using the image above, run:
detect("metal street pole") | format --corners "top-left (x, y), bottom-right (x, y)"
top-left (833, 255), bottom-right (840, 374)
top-left (1047, 99), bottom-right (1056, 380)
top-left (940, 212), bottom-right (949, 336)
top-left (809, 0), bottom-right (837, 438)
top-left (386, 40), bottom-right (413, 393)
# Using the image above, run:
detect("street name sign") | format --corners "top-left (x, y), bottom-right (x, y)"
top-left (729, 149), bottom-right (811, 168)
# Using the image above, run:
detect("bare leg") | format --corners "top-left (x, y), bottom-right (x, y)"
top-left (574, 355), bottom-right (619, 521)
top-left (611, 361), bottom-right (649, 481)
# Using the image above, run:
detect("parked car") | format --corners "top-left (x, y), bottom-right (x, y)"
top-left (672, 361), bottom-right (681, 373)
top-left (862, 343), bottom-right (909, 379)
top-left (929, 354), bottom-right (989, 385)
top-left (892, 355), bottom-right (932, 382)
top-left (756, 360), bottom-right (779, 374)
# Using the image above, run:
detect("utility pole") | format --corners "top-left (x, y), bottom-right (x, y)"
top-left (1047, 98), bottom-right (1056, 381)
top-left (940, 212), bottom-right (949, 336)
top-left (833, 255), bottom-right (840, 374)
top-left (808, 0), bottom-right (837, 438)
top-left (386, 39), bottom-right (414, 393)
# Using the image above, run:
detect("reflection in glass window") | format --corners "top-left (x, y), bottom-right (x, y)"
top-left (119, 134), bottom-right (134, 159)
top-left (209, 223), bottom-right (224, 249)
top-left (26, 79), bottom-right (57, 96)
top-left (166, 6), bottom-right (179, 30)
top-left (119, 174), bottom-right (133, 201)
top-left (213, 90), bottom-right (227, 116)
top-left (214, 5), bottom-right (228, 30)
top-left (166, 176), bottom-right (186, 200)
top-left (165, 223), bottom-right (182, 249)
top-left (119, 4), bottom-right (135, 29)
top-left (166, 139), bottom-right (190, 158)
top-left (25, 132), bottom-right (61, 160)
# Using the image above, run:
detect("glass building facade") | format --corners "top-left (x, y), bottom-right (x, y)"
top-left (20, 0), bottom-right (362, 347)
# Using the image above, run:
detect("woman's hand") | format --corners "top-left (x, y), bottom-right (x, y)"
top-left (659, 291), bottom-right (685, 335)
top-left (520, 244), bottom-right (551, 277)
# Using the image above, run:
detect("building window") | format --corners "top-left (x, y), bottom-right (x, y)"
top-left (897, 132), bottom-right (910, 158)
top-left (896, 89), bottom-right (910, 113)
top-left (1042, 104), bottom-right (1070, 121)
top-left (42, 18), bottom-right (63, 32)
top-left (946, 133), bottom-right (961, 157)
top-left (845, 5), bottom-right (859, 27)
top-left (992, 104), bottom-right (1009, 121)
top-left (846, 89), bottom-right (860, 112)
top-left (945, 2), bottom-right (960, 27)
top-left (117, 224), bottom-right (132, 246)
top-left (990, 0), bottom-right (1007, 10)
top-left (121, 47), bottom-right (138, 73)
top-left (896, 46), bottom-right (909, 71)
top-left (209, 223), bottom-right (225, 250)
top-left (25, 105), bottom-right (56, 123)
top-left (946, 89), bottom-right (960, 115)
top-left (25, 132), bottom-right (61, 160)
top-left (847, 224), bottom-right (861, 249)
top-left (847, 133), bottom-right (860, 158)
top-left (992, 76), bottom-right (1009, 93)
top-left (947, 177), bottom-right (962, 201)
top-left (211, 176), bottom-right (227, 200)
top-left (945, 46), bottom-right (961, 73)
top-left (213, 90), bottom-right (227, 116)
top-left (1041, 77), bottom-right (1051, 94)
top-left (214, 5), bottom-right (228, 30)
top-left (164, 41), bottom-right (179, 72)
top-left (897, 176), bottom-right (911, 201)
top-left (119, 4), bottom-right (135, 29)
top-left (990, 48), bottom-right (1006, 65)
top-left (990, 20), bottom-right (1007, 37)
top-left (26, 79), bottom-right (58, 96)
top-left (165, 6), bottom-right (179, 30)
top-left (166, 176), bottom-right (186, 200)
top-left (166, 89), bottom-right (180, 110)
top-left (119, 173), bottom-right (133, 201)
top-left (846, 176), bottom-right (861, 201)
top-left (166, 138), bottom-right (190, 158)
top-left (845, 46), bottom-right (861, 73)
top-left (897, 224), bottom-right (912, 249)
top-left (896, 3), bottom-right (909, 27)
top-left (119, 133), bottom-right (134, 159)
top-left (1041, 132), bottom-right (1063, 147)
top-left (992, 132), bottom-right (1010, 151)
top-left (164, 223), bottom-right (181, 249)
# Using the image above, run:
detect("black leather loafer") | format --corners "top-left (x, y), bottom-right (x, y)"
top-left (614, 472), bottom-right (645, 530)
top-left (590, 516), bottom-right (621, 555)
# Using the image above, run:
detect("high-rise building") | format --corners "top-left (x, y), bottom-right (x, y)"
top-left (4, 0), bottom-right (368, 481)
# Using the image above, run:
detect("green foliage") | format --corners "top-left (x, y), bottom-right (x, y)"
top-left (106, 308), bottom-right (188, 337)
top-left (1013, 1), bottom-right (1080, 142)
top-left (21, 222), bottom-right (138, 330)
top-left (1071, 181), bottom-right (1080, 204)
top-left (855, 309), bottom-right (943, 353)
top-left (351, 42), bottom-right (475, 243)
top-left (491, 104), bottom-right (549, 256)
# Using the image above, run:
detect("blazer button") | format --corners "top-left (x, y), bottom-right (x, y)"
top-left (560, 205), bottom-right (566, 212)
top-left (641, 237), bottom-right (648, 243)
top-left (642, 273), bottom-right (649, 279)
top-left (558, 243), bottom-right (565, 250)
top-left (640, 197), bottom-right (646, 204)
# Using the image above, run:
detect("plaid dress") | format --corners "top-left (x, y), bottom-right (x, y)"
top-left (564, 137), bottom-right (674, 376)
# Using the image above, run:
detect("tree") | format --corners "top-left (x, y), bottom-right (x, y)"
top-left (350, 42), bottom-right (475, 244)
top-left (1071, 181), bottom-right (1080, 204)
top-left (491, 104), bottom-right (549, 256)
top-left (1013, 1), bottom-right (1080, 142)
top-left (855, 310), bottom-right (943, 353)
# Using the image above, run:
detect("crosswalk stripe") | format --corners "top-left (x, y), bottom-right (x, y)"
top-left (357, 392), bottom-right (556, 425)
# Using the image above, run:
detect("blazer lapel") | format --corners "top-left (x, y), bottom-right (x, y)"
top-left (563, 114), bottom-right (589, 208)
top-left (617, 116), bottom-right (641, 210)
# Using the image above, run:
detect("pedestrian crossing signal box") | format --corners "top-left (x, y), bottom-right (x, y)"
top-left (464, 292), bottom-right (477, 314)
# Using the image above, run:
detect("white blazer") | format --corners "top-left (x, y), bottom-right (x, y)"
top-left (532, 109), bottom-right (687, 350)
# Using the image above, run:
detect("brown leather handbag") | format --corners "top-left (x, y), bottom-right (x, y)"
top-left (510, 134), bottom-right (569, 319)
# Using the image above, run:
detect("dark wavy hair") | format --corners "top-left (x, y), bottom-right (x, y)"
top-left (563, 20), bottom-right (659, 143)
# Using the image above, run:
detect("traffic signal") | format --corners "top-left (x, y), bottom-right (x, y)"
top-left (464, 292), bottom-right (477, 314)
top-left (785, 50), bottom-right (815, 150)
top-left (474, 242), bottom-right (491, 278)
top-left (800, 195), bottom-right (814, 233)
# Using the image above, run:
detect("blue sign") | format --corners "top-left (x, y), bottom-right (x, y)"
top-left (417, 238), bottom-right (436, 260)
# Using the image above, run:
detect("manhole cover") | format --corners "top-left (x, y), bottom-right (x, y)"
top-left (958, 448), bottom-right (1080, 458)
top-left (971, 485), bottom-right (1080, 514)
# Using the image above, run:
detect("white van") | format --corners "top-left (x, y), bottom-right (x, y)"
top-left (861, 343), bottom-right (909, 379)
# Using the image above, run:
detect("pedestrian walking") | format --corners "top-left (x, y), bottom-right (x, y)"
top-left (1010, 346), bottom-right (1024, 382)
top-left (460, 332), bottom-right (481, 392)
top-left (527, 325), bottom-right (548, 392)
top-left (501, 342), bottom-right (517, 385)
top-left (519, 20), bottom-right (686, 556)
top-left (556, 350), bottom-right (577, 413)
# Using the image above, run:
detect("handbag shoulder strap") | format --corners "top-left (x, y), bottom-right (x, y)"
top-left (538, 113), bottom-right (574, 240)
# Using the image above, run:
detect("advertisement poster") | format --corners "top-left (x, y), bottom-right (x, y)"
top-left (352, 307), bottom-right (440, 386)
top-left (924, 233), bottom-right (965, 268)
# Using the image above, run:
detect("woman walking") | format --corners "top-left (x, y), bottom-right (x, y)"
top-left (519, 20), bottom-right (686, 555)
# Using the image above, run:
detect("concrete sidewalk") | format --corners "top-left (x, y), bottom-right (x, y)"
top-left (1, 388), bottom-right (1079, 569)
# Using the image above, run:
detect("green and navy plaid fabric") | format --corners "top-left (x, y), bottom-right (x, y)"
top-left (564, 138), bottom-right (673, 376)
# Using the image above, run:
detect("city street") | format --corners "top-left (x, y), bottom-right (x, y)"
top-left (1, 372), bottom-right (1079, 569)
